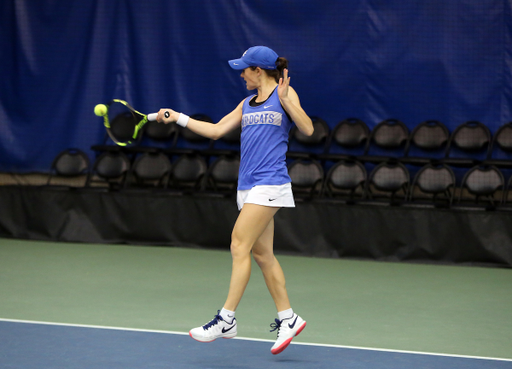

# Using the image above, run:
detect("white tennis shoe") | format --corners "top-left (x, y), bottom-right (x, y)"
top-left (189, 310), bottom-right (237, 342)
top-left (270, 313), bottom-right (306, 355)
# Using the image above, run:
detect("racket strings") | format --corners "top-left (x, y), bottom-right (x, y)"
top-left (106, 102), bottom-right (143, 144)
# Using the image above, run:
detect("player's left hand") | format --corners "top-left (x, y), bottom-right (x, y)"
top-left (277, 68), bottom-right (290, 101)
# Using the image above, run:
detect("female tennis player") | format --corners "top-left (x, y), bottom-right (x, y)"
top-left (156, 46), bottom-right (313, 355)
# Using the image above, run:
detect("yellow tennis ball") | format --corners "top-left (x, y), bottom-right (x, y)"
top-left (94, 104), bottom-right (107, 116)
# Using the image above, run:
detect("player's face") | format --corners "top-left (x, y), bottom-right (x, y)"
top-left (241, 67), bottom-right (259, 90)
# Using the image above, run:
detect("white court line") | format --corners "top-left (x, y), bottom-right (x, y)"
top-left (1, 318), bottom-right (511, 363)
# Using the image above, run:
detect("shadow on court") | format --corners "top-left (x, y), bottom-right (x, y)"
top-left (1, 321), bottom-right (511, 369)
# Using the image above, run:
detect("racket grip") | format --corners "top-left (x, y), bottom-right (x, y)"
top-left (147, 111), bottom-right (170, 121)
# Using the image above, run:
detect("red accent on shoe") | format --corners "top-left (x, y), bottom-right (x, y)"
top-left (271, 321), bottom-right (307, 355)
top-left (271, 337), bottom-right (293, 355)
top-left (296, 321), bottom-right (307, 336)
top-left (189, 331), bottom-right (216, 343)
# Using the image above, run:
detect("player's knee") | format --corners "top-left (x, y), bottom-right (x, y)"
top-left (252, 249), bottom-right (274, 269)
top-left (230, 238), bottom-right (250, 259)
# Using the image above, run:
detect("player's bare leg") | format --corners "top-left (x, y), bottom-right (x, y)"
top-left (223, 204), bottom-right (280, 311)
top-left (251, 218), bottom-right (291, 312)
top-left (189, 204), bottom-right (278, 342)
top-left (252, 217), bottom-right (306, 355)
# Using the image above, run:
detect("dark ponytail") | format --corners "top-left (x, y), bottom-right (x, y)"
top-left (250, 57), bottom-right (289, 83)
top-left (269, 57), bottom-right (288, 83)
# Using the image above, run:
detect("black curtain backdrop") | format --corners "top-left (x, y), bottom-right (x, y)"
top-left (1, 186), bottom-right (510, 267)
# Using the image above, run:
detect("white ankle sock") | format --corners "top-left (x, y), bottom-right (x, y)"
top-left (220, 308), bottom-right (235, 324)
top-left (278, 308), bottom-right (294, 321)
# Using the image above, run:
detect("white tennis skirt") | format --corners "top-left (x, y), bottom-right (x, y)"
top-left (236, 183), bottom-right (295, 210)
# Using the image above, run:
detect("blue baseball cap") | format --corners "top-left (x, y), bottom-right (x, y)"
top-left (228, 46), bottom-right (278, 70)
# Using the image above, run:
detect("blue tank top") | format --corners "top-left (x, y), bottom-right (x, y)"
top-left (238, 87), bottom-right (294, 190)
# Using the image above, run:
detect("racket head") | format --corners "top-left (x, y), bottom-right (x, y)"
top-left (103, 100), bottom-right (148, 146)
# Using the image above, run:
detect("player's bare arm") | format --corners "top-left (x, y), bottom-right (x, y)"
top-left (156, 100), bottom-right (244, 140)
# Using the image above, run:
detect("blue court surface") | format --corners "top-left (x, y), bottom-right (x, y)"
top-left (1, 320), bottom-right (511, 369)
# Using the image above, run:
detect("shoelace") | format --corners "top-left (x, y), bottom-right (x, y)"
top-left (202, 310), bottom-right (224, 330)
top-left (269, 318), bottom-right (282, 335)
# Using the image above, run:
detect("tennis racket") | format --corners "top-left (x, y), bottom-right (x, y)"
top-left (96, 99), bottom-right (169, 146)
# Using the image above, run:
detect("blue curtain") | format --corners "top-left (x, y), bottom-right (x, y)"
top-left (1, 0), bottom-right (511, 172)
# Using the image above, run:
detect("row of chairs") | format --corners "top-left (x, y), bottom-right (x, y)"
top-left (289, 118), bottom-right (512, 169)
top-left (47, 148), bottom-right (511, 210)
top-left (93, 114), bottom-right (512, 170)
top-left (47, 149), bottom-right (240, 195)
top-left (290, 158), bottom-right (511, 209)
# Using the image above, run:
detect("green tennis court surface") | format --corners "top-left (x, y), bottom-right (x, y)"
top-left (0, 238), bottom-right (511, 360)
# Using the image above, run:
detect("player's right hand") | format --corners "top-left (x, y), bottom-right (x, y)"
top-left (157, 109), bottom-right (179, 124)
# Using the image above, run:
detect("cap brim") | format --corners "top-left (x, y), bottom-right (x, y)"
top-left (228, 58), bottom-right (250, 70)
